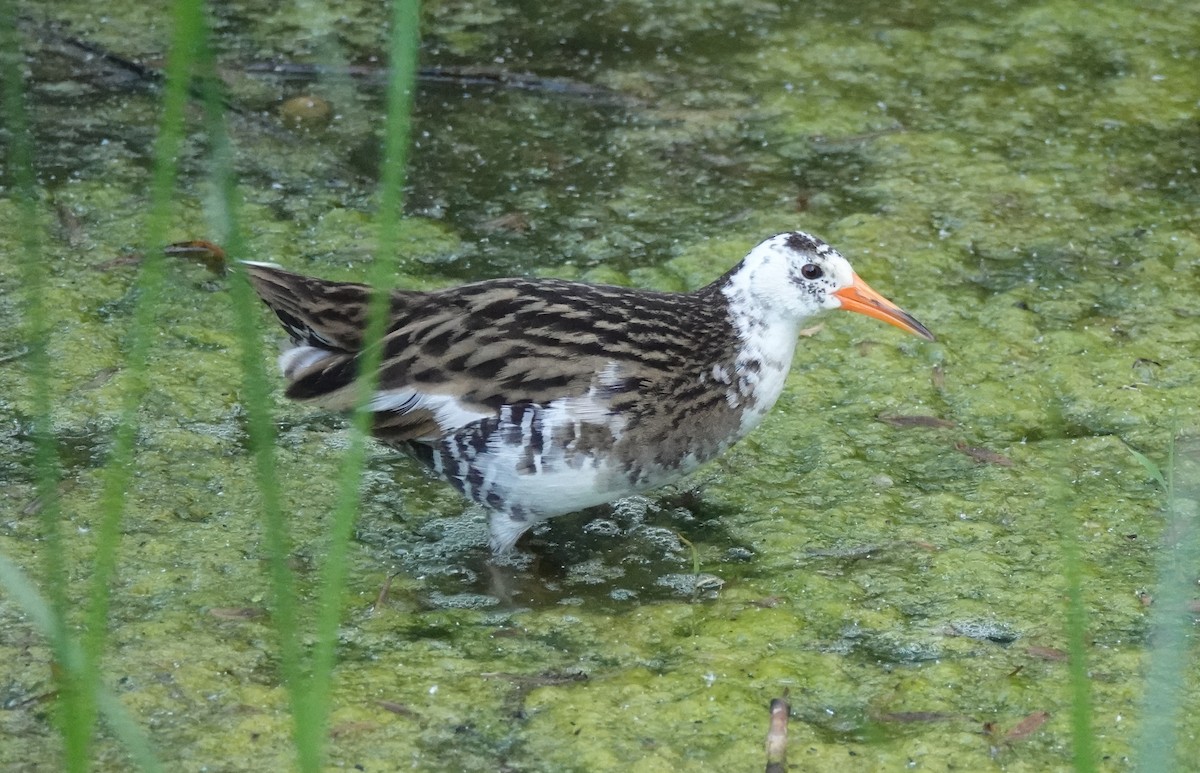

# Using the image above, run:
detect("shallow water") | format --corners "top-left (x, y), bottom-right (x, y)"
top-left (2, 0), bottom-right (1199, 769)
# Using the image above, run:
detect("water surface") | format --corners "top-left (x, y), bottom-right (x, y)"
top-left (2, 0), bottom-right (1198, 769)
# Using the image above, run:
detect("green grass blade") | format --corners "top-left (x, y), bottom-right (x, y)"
top-left (1133, 433), bottom-right (1196, 771)
top-left (0, 1), bottom-right (82, 763)
top-left (1061, 512), bottom-right (1096, 772)
top-left (76, 0), bottom-right (207, 762)
top-left (0, 0), bottom-right (61, 619)
top-left (1123, 442), bottom-right (1168, 491)
top-left (186, 4), bottom-right (310, 762)
top-left (302, 2), bottom-right (422, 770)
top-left (0, 552), bottom-right (162, 771)
top-left (1045, 393), bottom-right (1096, 772)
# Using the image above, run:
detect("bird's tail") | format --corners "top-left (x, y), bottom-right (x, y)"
top-left (241, 261), bottom-right (386, 407)
top-left (241, 261), bottom-right (373, 353)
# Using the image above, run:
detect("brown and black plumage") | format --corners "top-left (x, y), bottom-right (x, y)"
top-left (244, 232), bottom-right (933, 551)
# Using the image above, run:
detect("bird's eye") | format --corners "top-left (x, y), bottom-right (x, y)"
top-left (800, 263), bottom-right (824, 280)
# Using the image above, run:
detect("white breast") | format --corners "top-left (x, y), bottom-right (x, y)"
top-left (721, 283), bottom-right (802, 435)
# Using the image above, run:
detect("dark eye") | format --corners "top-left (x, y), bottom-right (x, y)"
top-left (800, 263), bottom-right (824, 280)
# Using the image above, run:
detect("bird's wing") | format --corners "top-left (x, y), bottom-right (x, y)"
top-left (244, 263), bottom-right (713, 444)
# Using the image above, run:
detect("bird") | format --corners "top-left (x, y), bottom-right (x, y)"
top-left (242, 231), bottom-right (934, 553)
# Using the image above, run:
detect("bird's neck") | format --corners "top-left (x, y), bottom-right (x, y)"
top-left (700, 267), bottom-right (802, 435)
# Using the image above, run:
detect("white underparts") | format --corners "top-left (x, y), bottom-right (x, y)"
top-left (368, 390), bottom-right (495, 439)
top-left (720, 271), bottom-right (803, 435)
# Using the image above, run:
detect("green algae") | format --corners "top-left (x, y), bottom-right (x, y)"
top-left (3, 0), bottom-right (1200, 769)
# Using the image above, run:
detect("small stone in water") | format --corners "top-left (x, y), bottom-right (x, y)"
top-left (280, 95), bottom-right (333, 129)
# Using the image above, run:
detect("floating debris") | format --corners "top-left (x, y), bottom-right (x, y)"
top-left (954, 442), bottom-right (1014, 467)
top-left (765, 695), bottom-right (789, 773)
top-left (876, 412), bottom-right (955, 429)
top-left (994, 710), bottom-right (1051, 744)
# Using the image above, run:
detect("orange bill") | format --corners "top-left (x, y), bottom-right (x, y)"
top-left (833, 274), bottom-right (935, 341)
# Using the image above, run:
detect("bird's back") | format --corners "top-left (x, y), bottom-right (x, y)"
top-left (243, 263), bottom-right (741, 447)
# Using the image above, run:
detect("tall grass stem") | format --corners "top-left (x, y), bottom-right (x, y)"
top-left (1133, 434), bottom-right (1196, 771)
top-left (296, 2), bottom-right (421, 770)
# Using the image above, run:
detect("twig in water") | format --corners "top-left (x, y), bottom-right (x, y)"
top-left (766, 694), bottom-right (789, 773)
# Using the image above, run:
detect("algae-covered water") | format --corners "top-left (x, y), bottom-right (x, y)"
top-left (2, 0), bottom-right (1199, 770)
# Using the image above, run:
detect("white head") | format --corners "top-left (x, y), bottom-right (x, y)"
top-left (723, 232), bottom-right (934, 340)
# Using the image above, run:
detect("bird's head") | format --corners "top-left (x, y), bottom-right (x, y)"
top-left (728, 232), bottom-right (934, 341)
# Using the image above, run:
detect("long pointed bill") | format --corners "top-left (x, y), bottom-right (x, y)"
top-left (833, 274), bottom-right (935, 341)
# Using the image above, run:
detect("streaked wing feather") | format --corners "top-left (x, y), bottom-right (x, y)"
top-left (243, 262), bottom-right (376, 352)
top-left (244, 262), bottom-right (732, 443)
